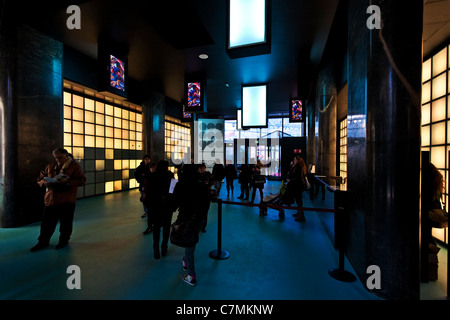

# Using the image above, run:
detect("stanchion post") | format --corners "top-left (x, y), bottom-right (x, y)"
top-left (209, 198), bottom-right (230, 260)
top-left (328, 190), bottom-right (356, 282)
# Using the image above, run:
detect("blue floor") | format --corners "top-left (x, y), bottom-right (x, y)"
top-left (0, 180), bottom-right (424, 301)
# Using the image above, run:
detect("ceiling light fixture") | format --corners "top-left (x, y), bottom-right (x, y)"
top-left (199, 54), bottom-right (209, 60)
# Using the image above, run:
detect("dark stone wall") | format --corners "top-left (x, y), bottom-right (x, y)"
top-left (347, 0), bottom-right (422, 299)
top-left (310, 0), bottom-right (423, 299)
top-left (365, 0), bottom-right (422, 300)
top-left (0, 23), bottom-right (63, 227)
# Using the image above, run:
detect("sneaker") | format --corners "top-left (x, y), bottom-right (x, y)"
top-left (182, 259), bottom-right (188, 271)
top-left (182, 274), bottom-right (197, 286)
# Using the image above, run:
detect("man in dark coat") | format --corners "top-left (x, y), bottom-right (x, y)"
top-left (135, 155), bottom-right (151, 218)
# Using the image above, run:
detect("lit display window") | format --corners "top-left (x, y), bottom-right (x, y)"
top-left (339, 118), bottom-right (347, 184)
top-left (63, 81), bottom-right (143, 198)
top-left (165, 116), bottom-right (192, 179)
top-left (421, 44), bottom-right (449, 244)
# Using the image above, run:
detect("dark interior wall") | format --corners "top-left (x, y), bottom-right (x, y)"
top-left (64, 43), bottom-right (183, 165)
top-left (347, 0), bottom-right (422, 300)
top-left (0, 12), bottom-right (16, 228)
top-left (0, 23), bottom-right (63, 227)
top-left (63, 45), bottom-right (98, 89)
top-left (0, 23), bottom-right (177, 227)
top-left (63, 45), bottom-right (148, 107)
top-left (308, 0), bottom-right (348, 177)
top-left (308, 0), bottom-right (422, 300)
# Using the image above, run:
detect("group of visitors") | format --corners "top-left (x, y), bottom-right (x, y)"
top-left (236, 160), bottom-right (266, 204)
top-left (29, 147), bottom-right (311, 287)
top-left (135, 156), bottom-right (215, 286)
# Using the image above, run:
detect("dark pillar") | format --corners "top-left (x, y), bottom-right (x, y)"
top-left (0, 12), bottom-right (16, 228)
top-left (0, 20), bottom-right (63, 227)
top-left (347, 0), bottom-right (422, 299)
top-left (144, 92), bottom-right (165, 163)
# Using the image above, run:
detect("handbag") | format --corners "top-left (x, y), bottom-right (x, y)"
top-left (429, 208), bottom-right (448, 228)
top-left (170, 219), bottom-right (199, 248)
top-left (252, 175), bottom-right (266, 185)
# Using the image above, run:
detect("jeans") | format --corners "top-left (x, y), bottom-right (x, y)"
top-left (153, 212), bottom-right (174, 251)
top-left (140, 190), bottom-right (148, 214)
top-left (294, 190), bottom-right (304, 213)
top-left (251, 185), bottom-right (264, 203)
top-left (38, 203), bottom-right (76, 244)
top-left (226, 177), bottom-right (234, 196)
top-left (214, 180), bottom-right (223, 195)
top-left (239, 182), bottom-right (249, 199)
top-left (184, 246), bottom-right (196, 276)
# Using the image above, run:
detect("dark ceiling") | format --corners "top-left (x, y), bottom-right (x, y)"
top-left (21, 1), bottom-right (436, 119)
top-left (6, 0), bottom-right (342, 118)
top-left (6, 1), bottom-right (450, 118)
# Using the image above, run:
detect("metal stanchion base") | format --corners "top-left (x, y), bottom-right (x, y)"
top-left (209, 249), bottom-right (230, 260)
top-left (328, 268), bottom-right (356, 282)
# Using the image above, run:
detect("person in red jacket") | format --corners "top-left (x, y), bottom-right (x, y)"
top-left (30, 147), bottom-right (86, 252)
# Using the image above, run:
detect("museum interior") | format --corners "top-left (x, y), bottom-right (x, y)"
top-left (0, 0), bottom-right (449, 301)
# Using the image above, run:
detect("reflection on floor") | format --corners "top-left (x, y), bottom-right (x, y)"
top-left (0, 181), bottom-right (445, 300)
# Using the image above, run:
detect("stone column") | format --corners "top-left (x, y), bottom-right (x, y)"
top-left (0, 21), bottom-right (63, 227)
top-left (347, 0), bottom-right (423, 299)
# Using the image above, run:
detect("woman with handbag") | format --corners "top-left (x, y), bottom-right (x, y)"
top-left (171, 164), bottom-right (203, 286)
top-left (145, 160), bottom-right (174, 259)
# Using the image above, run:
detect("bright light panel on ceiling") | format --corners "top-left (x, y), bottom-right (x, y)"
top-left (242, 84), bottom-right (267, 128)
top-left (229, 0), bottom-right (266, 48)
top-left (237, 109), bottom-right (242, 130)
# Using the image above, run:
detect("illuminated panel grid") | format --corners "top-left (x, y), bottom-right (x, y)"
top-left (421, 44), bottom-right (449, 244)
top-left (63, 81), bottom-right (143, 198)
top-left (339, 118), bottom-right (347, 183)
top-left (165, 115), bottom-right (191, 179)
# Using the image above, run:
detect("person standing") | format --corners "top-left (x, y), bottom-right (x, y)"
top-left (198, 163), bottom-right (214, 232)
top-left (31, 148), bottom-right (86, 251)
top-left (250, 160), bottom-right (265, 204)
top-left (237, 163), bottom-right (251, 200)
top-left (424, 162), bottom-right (448, 280)
top-left (212, 159), bottom-right (225, 196)
top-left (287, 156), bottom-right (307, 222)
top-left (142, 162), bottom-right (156, 234)
top-left (172, 164), bottom-right (202, 286)
top-left (145, 160), bottom-right (174, 259)
top-left (135, 155), bottom-right (151, 218)
top-left (224, 161), bottom-right (237, 198)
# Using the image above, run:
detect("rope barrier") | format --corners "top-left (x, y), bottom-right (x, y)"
top-left (209, 194), bottom-right (356, 283)
top-left (220, 199), bottom-right (338, 213)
